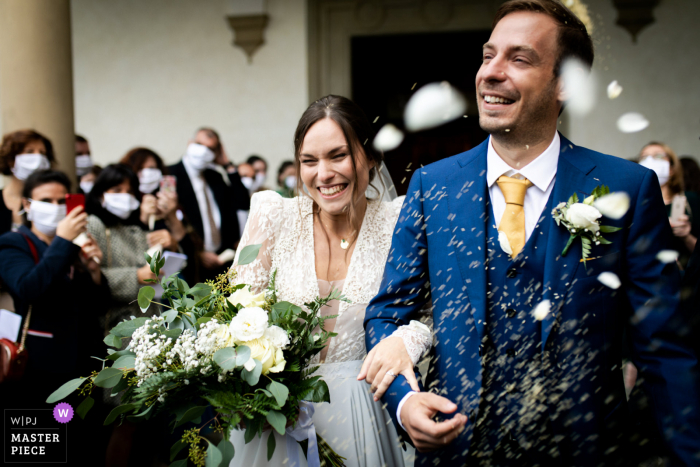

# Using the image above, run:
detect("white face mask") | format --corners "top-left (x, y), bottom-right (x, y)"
top-left (640, 157), bottom-right (670, 187)
top-left (184, 143), bottom-right (215, 171)
top-left (75, 154), bottom-right (93, 176)
top-left (102, 193), bottom-right (140, 220)
top-left (285, 175), bottom-right (297, 189)
top-left (240, 176), bottom-right (254, 190)
top-left (80, 181), bottom-right (94, 194)
top-left (27, 200), bottom-right (66, 236)
top-left (139, 168), bottom-right (163, 193)
top-left (12, 154), bottom-right (50, 181)
top-left (249, 172), bottom-right (266, 190)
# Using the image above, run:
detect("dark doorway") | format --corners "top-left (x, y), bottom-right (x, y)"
top-left (352, 30), bottom-right (491, 195)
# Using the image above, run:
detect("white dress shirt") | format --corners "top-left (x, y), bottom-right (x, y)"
top-left (183, 155), bottom-right (222, 252)
top-left (395, 132), bottom-right (560, 429)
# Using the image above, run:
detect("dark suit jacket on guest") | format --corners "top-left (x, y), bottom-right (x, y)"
top-left (168, 161), bottom-right (248, 254)
top-left (365, 135), bottom-right (700, 466)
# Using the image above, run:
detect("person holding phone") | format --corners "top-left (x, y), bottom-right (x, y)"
top-left (0, 170), bottom-right (108, 445)
top-left (639, 142), bottom-right (699, 267)
top-left (0, 129), bottom-right (56, 236)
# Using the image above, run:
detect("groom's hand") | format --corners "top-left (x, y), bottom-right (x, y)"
top-left (401, 393), bottom-right (467, 452)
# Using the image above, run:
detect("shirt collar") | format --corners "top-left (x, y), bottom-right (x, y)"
top-left (486, 132), bottom-right (560, 192)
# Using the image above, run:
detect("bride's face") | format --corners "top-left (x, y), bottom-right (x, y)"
top-left (299, 118), bottom-right (372, 217)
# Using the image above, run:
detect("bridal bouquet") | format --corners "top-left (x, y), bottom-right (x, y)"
top-left (48, 245), bottom-right (346, 467)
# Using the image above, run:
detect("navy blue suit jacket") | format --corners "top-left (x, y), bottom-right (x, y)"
top-left (364, 136), bottom-right (700, 465)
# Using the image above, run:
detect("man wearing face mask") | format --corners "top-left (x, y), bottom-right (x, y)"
top-left (75, 134), bottom-right (94, 178)
top-left (168, 128), bottom-right (250, 281)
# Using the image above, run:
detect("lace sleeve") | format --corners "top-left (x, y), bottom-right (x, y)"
top-left (390, 314), bottom-right (433, 365)
top-left (231, 191), bottom-right (285, 294)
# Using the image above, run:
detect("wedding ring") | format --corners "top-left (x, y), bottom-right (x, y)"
top-left (386, 370), bottom-right (396, 377)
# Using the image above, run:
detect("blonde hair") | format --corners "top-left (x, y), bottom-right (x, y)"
top-left (640, 141), bottom-right (684, 195)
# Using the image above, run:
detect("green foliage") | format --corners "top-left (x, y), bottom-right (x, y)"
top-left (104, 333), bottom-right (122, 348)
top-left (76, 396), bottom-right (94, 419)
top-left (237, 244), bottom-right (261, 266)
top-left (104, 403), bottom-right (138, 425)
top-left (267, 380), bottom-right (289, 407)
top-left (266, 410), bottom-right (286, 435)
top-left (94, 368), bottom-right (124, 388)
top-left (46, 378), bottom-right (84, 403)
top-left (267, 431), bottom-right (276, 461)
top-left (218, 439), bottom-right (235, 466)
top-left (111, 317), bottom-right (149, 338)
top-left (138, 286), bottom-right (156, 312)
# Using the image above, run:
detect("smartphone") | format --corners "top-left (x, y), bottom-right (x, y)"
top-left (160, 175), bottom-right (177, 193)
top-left (670, 195), bottom-right (686, 223)
top-left (65, 193), bottom-right (85, 214)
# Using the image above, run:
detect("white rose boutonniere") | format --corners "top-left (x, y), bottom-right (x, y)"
top-left (552, 185), bottom-right (622, 263)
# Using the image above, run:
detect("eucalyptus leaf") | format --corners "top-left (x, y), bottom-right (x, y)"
top-left (169, 460), bottom-right (187, 467)
top-left (76, 396), bottom-right (94, 420)
top-left (163, 328), bottom-right (183, 339)
top-left (175, 406), bottom-right (207, 427)
top-left (267, 430), bottom-right (276, 461)
top-left (46, 378), bottom-right (84, 403)
top-left (164, 310), bottom-right (178, 323)
top-left (111, 317), bottom-right (149, 338)
top-left (235, 346), bottom-right (251, 367)
top-left (104, 403), bottom-right (137, 425)
top-left (127, 404), bottom-right (154, 421)
top-left (110, 375), bottom-right (129, 396)
top-left (241, 359), bottom-right (262, 386)
top-left (266, 410), bottom-right (286, 435)
top-left (237, 244), bottom-right (261, 266)
top-left (103, 333), bottom-right (122, 348)
top-left (170, 317), bottom-right (184, 331)
top-left (106, 349), bottom-right (135, 361)
top-left (138, 286), bottom-right (156, 311)
top-left (267, 380), bottom-right (289, 407)
top-left (170, 439), bottom-right (186, 462)
top-left (213, 348), bottom-right (237, 371)
top-left (94, 368), bottom-right (124, 388)
top-left (112, 355), bottom-right (136, 370)
top-left (255, 388), bottom-right (273, 397)
top-left (204, 440), bottom-right (223, 467)
top-left (218, 439), bottom-right (235, 466)
top-left (308, 380), bottom-right (330, 403)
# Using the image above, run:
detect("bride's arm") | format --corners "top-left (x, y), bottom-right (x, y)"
top-left (231, 191), bottom-right (284, 293)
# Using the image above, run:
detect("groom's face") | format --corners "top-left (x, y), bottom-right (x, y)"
top-left (476, 11), bottom-right (562, 137)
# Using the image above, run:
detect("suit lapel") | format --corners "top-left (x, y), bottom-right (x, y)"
top-left (447, 141), bottom-right (489, 343)
top-left (541, 136), bottom-right (598, 349)
top-left (173, 162), bottom-right (204, 236)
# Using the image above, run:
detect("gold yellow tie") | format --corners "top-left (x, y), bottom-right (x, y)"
top-left (497, 175), bottom-right (533, 257)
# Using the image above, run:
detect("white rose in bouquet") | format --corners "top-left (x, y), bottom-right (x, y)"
top-left (243, 337), bottom-right (286, 374)
top-left (264, 325), bottom-right (290, 349)
top-left (229, 307), bottom-right (268, 342)
top-left (227, 286), bottom-right (266, 308)
top-left (565, 203), bottom-right (602, 232)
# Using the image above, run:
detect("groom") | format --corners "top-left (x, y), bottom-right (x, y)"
top-left (364, 0), bottom-right (699, 465)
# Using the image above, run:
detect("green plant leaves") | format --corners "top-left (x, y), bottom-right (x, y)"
top-left (112, 355), bottom-right (135, 370)
top-left (218, 439), bottom-right (235, 466)
top-left (241, 359), bottom-right (262, 386)
top-left (104, 403), bottom-right (137, 425)
top-left (104, 333), bottom-right (122, 348)
top-left (267, 431), bottom-right (276, 461)
top-left (164, 309), bottom-right (178, 323)
top-left (138, 286), bottom-right (156, 312)
top-left (204, 439), bottom-right (222, 467)
top-left (307, 380), bottom-right (330, 403)
top-left (111, 317), bottom-right (149, 338)
top-left (76, 396), bottom-right (94, 419)
top-left (213, 348), bottom-right (237, 371)
top-left (174, 405), bottom-right (207, 427)
top-left (266, 410), bottom-right (286, 435)
top-left (94, 368), bottom-right (124, 388)
top-left (170, 439), bottom-right (186, 462)
top-left (169, 460), bottom-right (187, 467)
top-left (237, 244), bottom-right (261, 266)
top-left (235, 346), bottom-right (251, 367)
top-left (46, 378), bottom-right (84, 403)
top-left (267, 380), bottom-right (289, 407)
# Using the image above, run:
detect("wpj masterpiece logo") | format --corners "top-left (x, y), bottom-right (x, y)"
top-left (3, 405), bottom-right (71, 463)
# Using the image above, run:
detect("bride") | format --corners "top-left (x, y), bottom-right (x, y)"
top-left (228, 95), bottom-right (429, 466)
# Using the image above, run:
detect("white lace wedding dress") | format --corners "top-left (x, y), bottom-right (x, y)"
top-left (228, 191), bottom-right (429, 467)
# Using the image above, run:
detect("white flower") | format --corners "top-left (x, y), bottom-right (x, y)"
top-left (656, 250), bottom-right (679, 264)
top-left (565, 203), bottom-right (602, 232)
top-left (229, 307), bottom-right (268, 342)
top-left (264, 325), bottom-right (290, 349)
top-left (593, 192), bottom-right (630, 220)
top-left (404, 81), bottom-right (467, 132)
top-left (532, 300), bottom-right (551, 321)
top-left (244, 337), bottom-right (286, 375)
top-left (607, 80), bottom-right (623, 99)
top-left (373, 124), bottom-right (404, 152)
top-left (227, 286), bottom-right (266, 309)
top-left (597, 272), bottom-right (621, 289)
top-left (498, 230), bottom-right (512, 256)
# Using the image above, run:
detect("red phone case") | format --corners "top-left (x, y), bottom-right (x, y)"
top-left (65, 194), bottom-right (85, 214)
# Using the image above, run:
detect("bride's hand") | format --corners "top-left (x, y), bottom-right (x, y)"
top-left (357, 336), bottom-right (420, 401)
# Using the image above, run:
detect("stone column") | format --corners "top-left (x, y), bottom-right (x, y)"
top-left (0, 0), bottom-right (76, 182)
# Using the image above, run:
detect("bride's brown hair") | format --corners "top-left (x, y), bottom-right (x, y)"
top-left (293, 95), bottom-right (384, 249)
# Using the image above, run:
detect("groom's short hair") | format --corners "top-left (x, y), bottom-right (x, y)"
top-left (493, 0), bottom-right (594, 77)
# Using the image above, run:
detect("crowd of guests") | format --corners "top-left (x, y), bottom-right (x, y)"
top-left (0, 125), bottom-right (696, 465)
top-left (0, 127), bottom-right (297, 465)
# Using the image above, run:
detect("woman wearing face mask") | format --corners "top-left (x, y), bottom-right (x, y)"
top-left (78, 164), bottom-right (102, 195)
top-left (229, 96), bottom-right (420, 467)
top-left (0, 129), bottom-right (55, 235)
top-left (86, 164), bottom-right (176, 330)
top-left (0, 170), bottom-right (107, 431)
top-left (639, 142), bottom-right (699, 267)
top-left (275, 160), bottom-right (297, 198)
